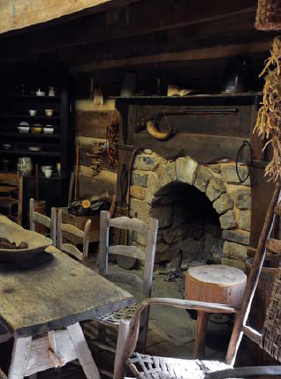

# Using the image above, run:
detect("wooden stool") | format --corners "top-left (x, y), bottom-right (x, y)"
top-left (185, 264), bottom-right (247, 358)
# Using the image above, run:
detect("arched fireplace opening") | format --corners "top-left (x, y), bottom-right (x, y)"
top-left (150, 181), bottom-right (223, 265)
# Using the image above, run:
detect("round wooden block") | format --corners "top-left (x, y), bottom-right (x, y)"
top-left (185, 264), bottom-right (247, 309)
top-left (116, 255), bottom-right (137, 270)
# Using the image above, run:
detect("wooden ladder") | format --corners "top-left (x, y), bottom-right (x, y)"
top-left (226, 182), bottom-right (281, 365)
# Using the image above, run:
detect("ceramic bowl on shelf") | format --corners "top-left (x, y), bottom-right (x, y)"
top-left (18, 126), bottom-right (30, 133)
top-left (44, 169), bottom-right (53, 178)
top-left (36, 90), bottom-right (45, 97)
top-left (29, 109), bottom-right (37, 117)
top-left (43, 127), bottom-right (54, 134)
top-left (2, 144), bottom-right (12, 150)
top-left (45, 109), bottom-right (54, 117)
top-left (31, 125), bottom-right (42, 133)
top-left (28, 146), bottom-right (42, 152)
top-left (41, 165), bottom-right (52, 174)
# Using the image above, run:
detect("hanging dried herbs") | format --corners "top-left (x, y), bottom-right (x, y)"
top-left (254, 37), bottom-right (281, 182)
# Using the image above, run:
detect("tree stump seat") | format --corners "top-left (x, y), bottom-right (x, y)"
top-left (185, 264), bottom-right (247, 358)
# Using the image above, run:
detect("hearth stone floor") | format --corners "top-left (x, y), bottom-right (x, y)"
top-left (0, 256), bottom-right (236, 378)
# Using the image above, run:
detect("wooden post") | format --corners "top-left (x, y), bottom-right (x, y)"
top-left (74, 146), bottom-right (80, 201)
top-left (98, 211), bottom-right (110, 276)
top-left (82, 219), bottom-right (92, 261)
top-left (66, 323), bottom-right (101, 379)
top-left (35, 165), bottom-right (39, 201)
top-left (114, 320), bottom-right (130, 379)
top-left (8, 336), bottom-right (32, 379)
top-left (57, 209), bottom-right (63, 250)
top-left (50, 207), bottom-right (57, 246)
top-left (29, 198), bottom-right (35, 231)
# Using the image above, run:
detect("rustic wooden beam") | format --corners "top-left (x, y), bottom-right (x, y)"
top-left (41, 11), bottom-right (261, 66)
top-left (0, 0), bottom-right (256, 61)
top-left (71, 40), bottom-right (271, 72)
top-left (0, 0), bottom-right (138, 36)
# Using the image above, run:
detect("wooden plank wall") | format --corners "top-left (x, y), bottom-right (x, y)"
top-left (75, 99), bottom-right (119, 198)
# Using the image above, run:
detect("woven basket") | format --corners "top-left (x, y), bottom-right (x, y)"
top-left (255, 0), bottom-right (281, 30)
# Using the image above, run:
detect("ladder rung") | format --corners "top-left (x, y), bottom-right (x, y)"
top-left (266, 238), bottom-right (281, 254)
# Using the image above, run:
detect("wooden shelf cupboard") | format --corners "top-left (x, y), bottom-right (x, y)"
top-left (0, 91), bottom-right (71, 174)
top-left (0, 85), bottom-right (74, 225)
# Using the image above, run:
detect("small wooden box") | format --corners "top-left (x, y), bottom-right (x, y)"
top-left (61, 208), bottom-right (100, 243)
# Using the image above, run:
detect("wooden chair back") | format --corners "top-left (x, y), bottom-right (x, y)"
top-left (0, 172), bottom-right (23, 225)
top-left (57, 208), bottom-right (91, 262)
top-left (98, 211), bottom-right (158, 299)
top-left (29, 198), bottom-right (56, 246)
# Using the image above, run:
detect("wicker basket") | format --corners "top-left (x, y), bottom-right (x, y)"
top-left (255, 0), bottom-right (281, 30)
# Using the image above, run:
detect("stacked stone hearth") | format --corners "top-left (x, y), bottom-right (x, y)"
top-left (130, 150), bottom-right (251, 271)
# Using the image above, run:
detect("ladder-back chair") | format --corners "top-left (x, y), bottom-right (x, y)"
top-left (0, 173), bottom-right (23, 225)
top-left (29, 198), bottom-right (56, 246)
top-left (57, 208), bottom-right (91, 262)
top-left (113, 182), bottom-right (281, 379)
top-left (84, 211), bottom-right (158, 364)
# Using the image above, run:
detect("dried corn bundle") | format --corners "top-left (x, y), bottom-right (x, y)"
top-left (254, 37), bottom-right (281, 182)
top-left (255, 0), bottom-right (281, 30)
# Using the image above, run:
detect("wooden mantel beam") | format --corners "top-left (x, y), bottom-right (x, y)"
top-left (0, 0), bottom-right (138, 36)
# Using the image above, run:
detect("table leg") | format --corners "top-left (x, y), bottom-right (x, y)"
top-left (8, 336), bottom-right (32, 379)
top-left (67, 323), bottom-right (101, 379)
top-left (194, 311), bottom-right (209, 359)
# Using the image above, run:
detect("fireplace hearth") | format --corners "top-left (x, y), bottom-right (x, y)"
top-left (129, 151), bottom-right (251, 271)
top-left (149, 182), bottom-right (222, 264)
top-left (115, 95), bottom-right (256, 271)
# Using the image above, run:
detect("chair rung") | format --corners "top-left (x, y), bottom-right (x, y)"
top-left (89, 340), bottom-right (116, 354)
top-left (0, 198), bottom-right (18, 204)
top-left (99, 368), bottom-right (114, 378)
top-left (61, 223), bottom-right (85, 239)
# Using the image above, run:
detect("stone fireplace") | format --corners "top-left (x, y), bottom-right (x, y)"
top-left (150, 182), bottom-right (223, 264)
top-left (129, 151), bottom-right (251, 271)
top-left (114, 95), bottom-right (258, 271)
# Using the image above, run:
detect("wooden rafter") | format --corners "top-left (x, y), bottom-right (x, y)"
top-left (71, 40), bottom-right (271, 72)
top-left (0, 0), bottom-right (139, 36)
top-left (0, 0), bottom-right (257, 59)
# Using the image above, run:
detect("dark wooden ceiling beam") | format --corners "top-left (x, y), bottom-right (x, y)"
top-left (70, 39), bottom-right (271, 72)
top-left (0, 0), bottom-right (139, 36)
top-left (23, 11), bottom-right (270, 72)
top-left (54, 11), bottom-right (260, 66)
top-left (0, 0), bottom-right (257, 63)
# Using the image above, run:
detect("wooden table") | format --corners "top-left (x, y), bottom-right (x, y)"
top-left (0, 223), bottom-right (133, 378)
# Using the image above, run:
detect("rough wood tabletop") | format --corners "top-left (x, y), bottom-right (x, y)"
top-left (0, 244), bottom-right (133, 337)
